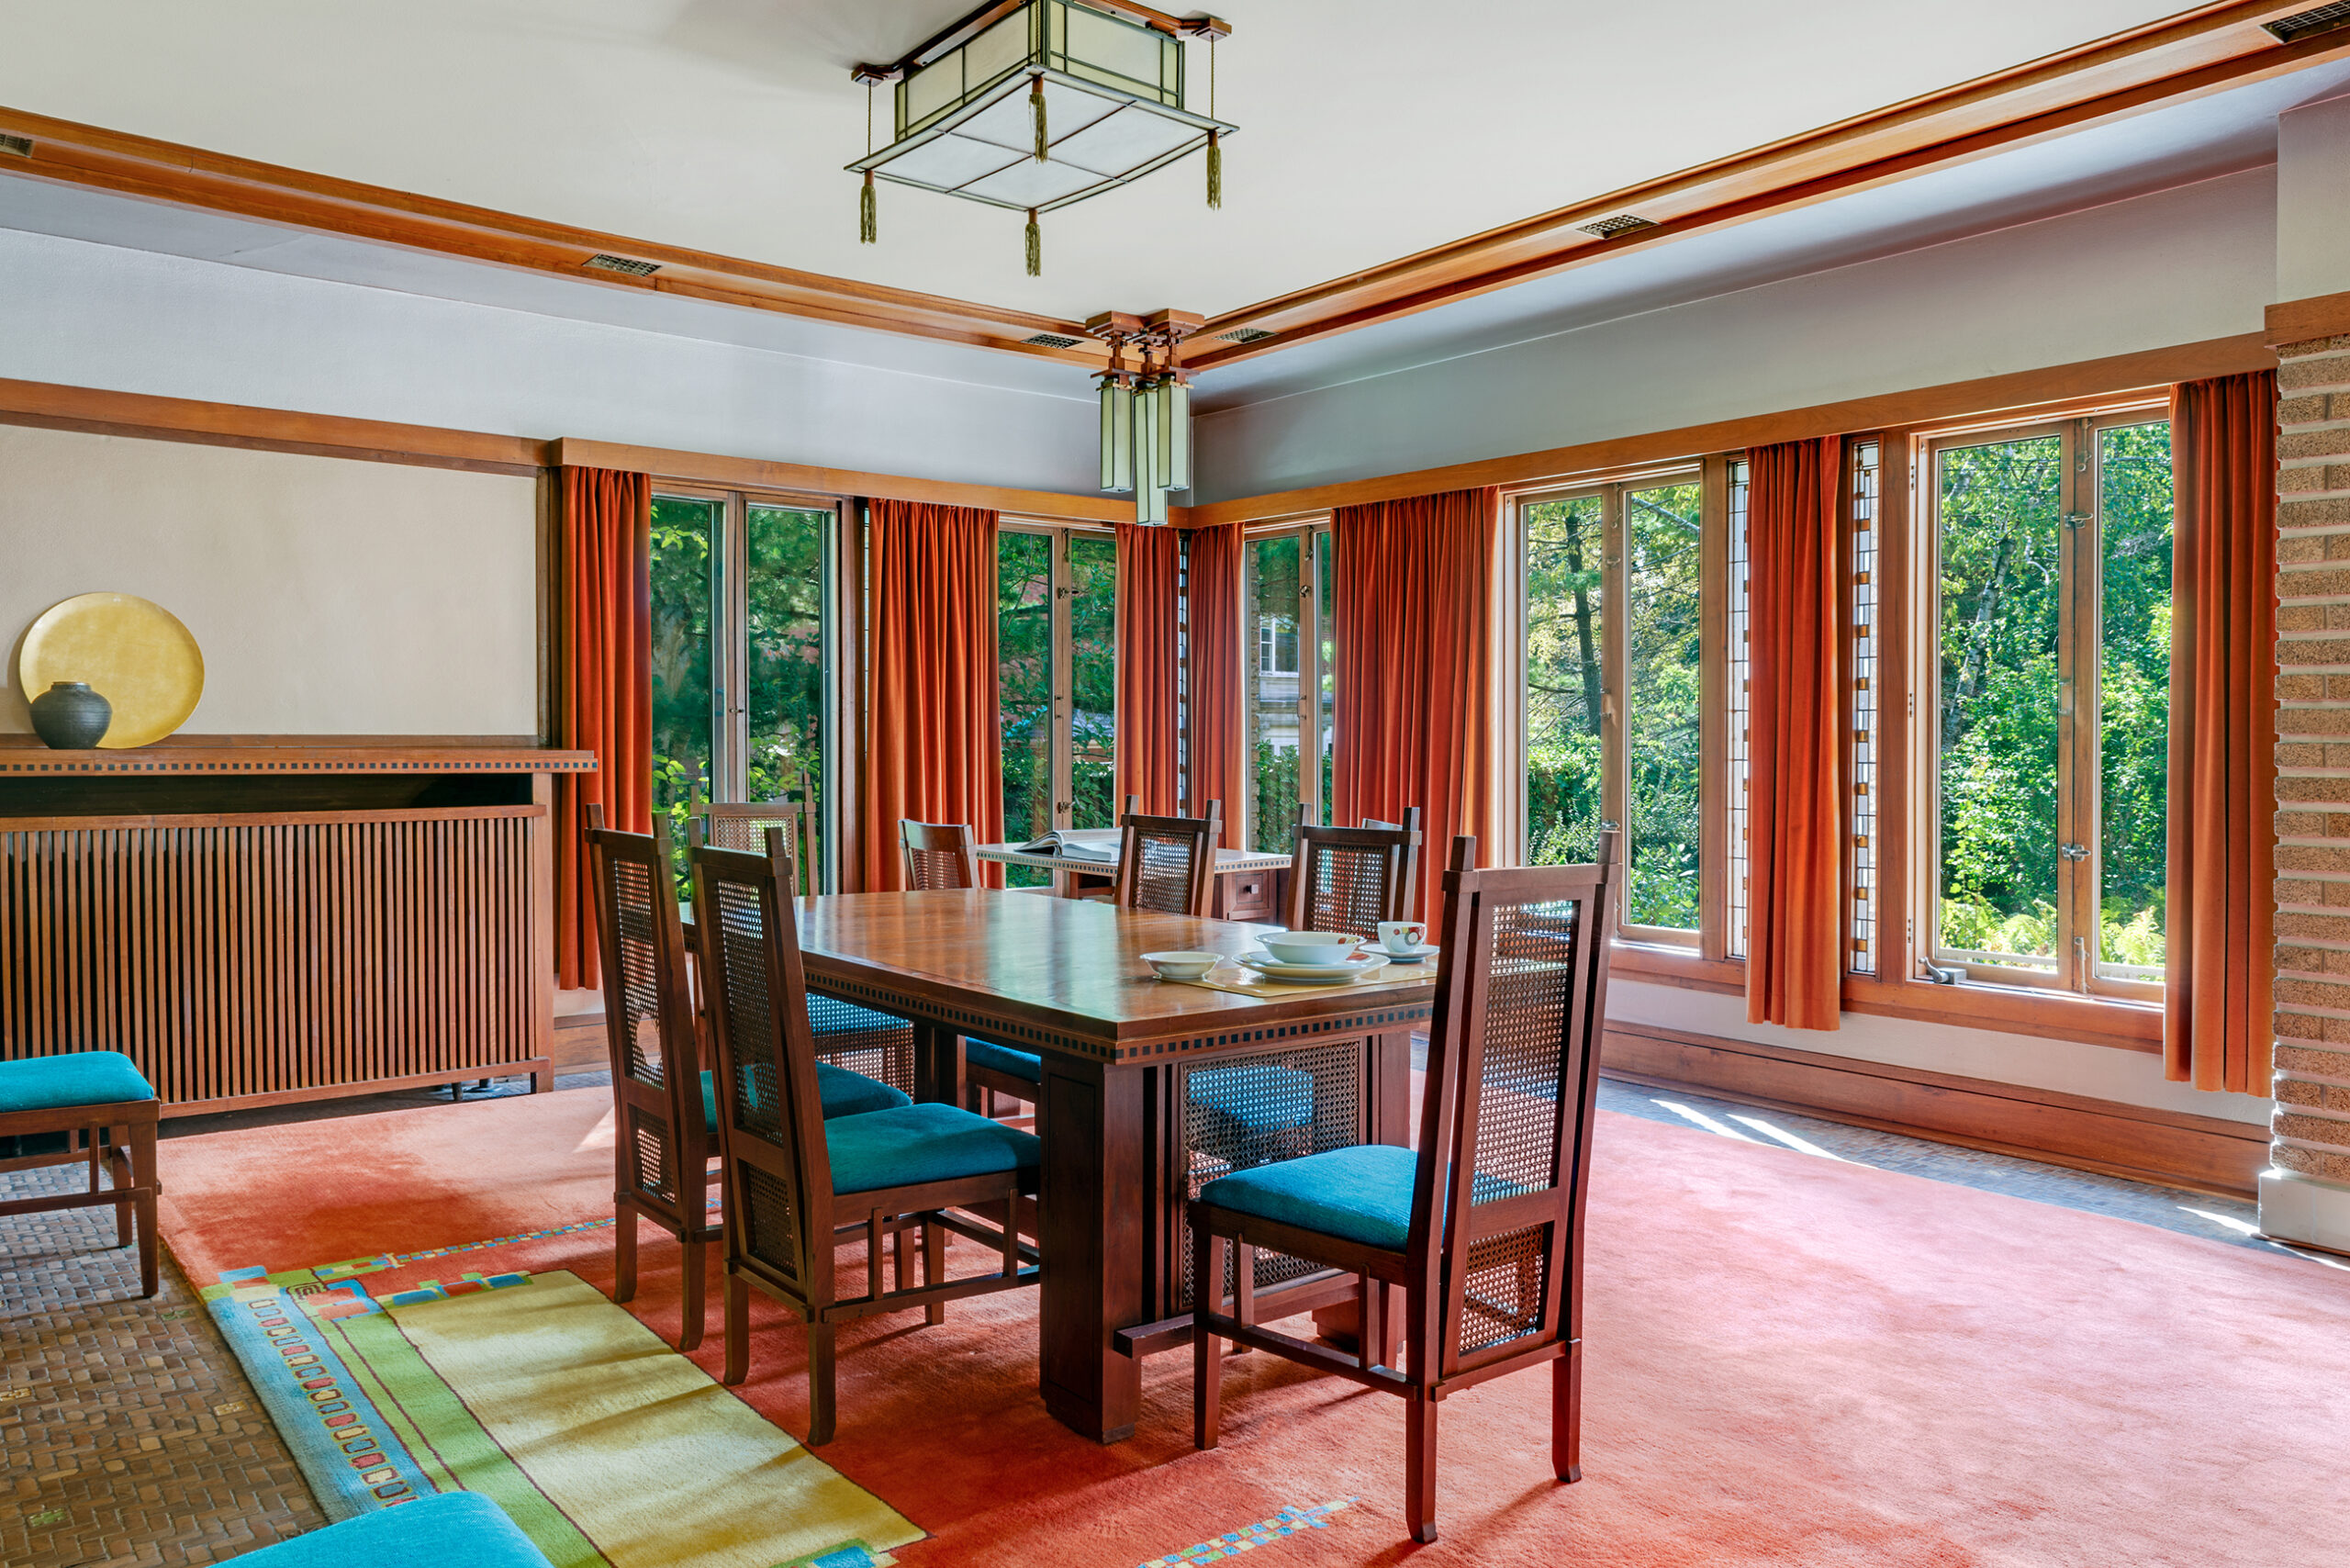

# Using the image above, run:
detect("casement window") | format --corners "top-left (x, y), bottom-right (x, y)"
top-left (997, 522), bottom-right (1118, 883)
top-left (1919, 411), bottom-right (2171, 1000)
top-left (1516, 470), bottom-right (1716, 946)
top-left (1241, 522), bottom-right (1336, 852)
top-left (648, 489), bottom-right (838, 879)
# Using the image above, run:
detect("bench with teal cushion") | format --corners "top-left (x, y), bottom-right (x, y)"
top-left (1196, 1144), bottom-right (1526, 1252)
top-left (963, 1039), bottom-right (1042, 1085)
top-left (697, 1062), bottom-right (911, 1134)
top-left (0, 1050), bottom-right (161, 1298)
top-left (228, 1491), bottom-right (551, 1568)
top-left (827, 1102), bottom-right (1042, 1195)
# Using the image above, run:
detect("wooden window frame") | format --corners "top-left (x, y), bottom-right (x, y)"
top-left (998, 518), bottom-right (1120, 834)
top-left (651, 485), bottom-right (845, 885)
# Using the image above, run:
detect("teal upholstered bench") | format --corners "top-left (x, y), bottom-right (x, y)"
top-left (229, 1492), bottom-right (551, 1568)
top-left (0, 1050), bottom-right (161, 1297)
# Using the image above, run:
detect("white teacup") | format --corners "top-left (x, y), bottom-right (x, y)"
top-left (1377, 920), bottom-right (1429, 955)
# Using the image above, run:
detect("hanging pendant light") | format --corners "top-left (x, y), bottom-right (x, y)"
top-left (1086, 310), bottom-right (1200, 522)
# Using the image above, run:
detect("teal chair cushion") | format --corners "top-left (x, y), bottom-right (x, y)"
top-left (807, 995), bottom-right (912, 1043)
top-left (827, 1102), bottom-right (1043, 1196)
top-left (699, 1064), bottom-right (911, 1131)
top-left (965, 1039), bottom-right (1043, 1085)
top-left (232, 1491), bottom-right (551, 1568)
top-left (1200, 1144), bottom-right (1529, 1252)
top-left (0, 1050), bottom-right (156, 1114)
top-left (1188, 1062), bottom-right (1314, 1132)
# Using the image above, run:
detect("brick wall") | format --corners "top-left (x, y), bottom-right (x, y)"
top-left (2273, 331), bottom-right (2350, 1189)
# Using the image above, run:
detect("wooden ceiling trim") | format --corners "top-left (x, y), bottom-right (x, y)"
top-left (1183, 331), bottom-right (2274, 526)
top-left (1189, 6), bottom-right (2350, 366)
top-left (0, 103), bottom-right (1111, 369)
top-left (552, 438), bottom-right (1134, 524)
top-left (2267, 289), bottom-right (2350, 347)
top-left (0, 376), bottom-right (551, 475)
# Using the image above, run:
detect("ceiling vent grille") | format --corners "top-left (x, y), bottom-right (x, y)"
top-left (0, 133), bottom-right (31, 158)
top-left (1579, 214), bottom-right (1657, 240)
top-left (1216, 327), bottom-right (1276, 343)
top-left (1023, 332), bottom-right (1082, 349)
top-left (2267, 1), bottom-right (2350, 41)
top-left (582, 253), bottom-right (660, 277)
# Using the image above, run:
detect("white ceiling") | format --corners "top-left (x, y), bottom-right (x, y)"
top-left (0, 0), bottom-right (2188, 321)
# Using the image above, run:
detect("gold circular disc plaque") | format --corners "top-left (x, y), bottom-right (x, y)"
top-left (18, 593), bottom-right (206, 748)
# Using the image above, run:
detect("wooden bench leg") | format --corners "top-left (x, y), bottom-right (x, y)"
top-left (129, 1116), bottom-right (159, 1299)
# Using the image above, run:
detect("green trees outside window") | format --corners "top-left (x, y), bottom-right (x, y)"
top-left (995, 524), bottom-right (1117, 886)
top-left (1243, 526), bottom-right (1335, 851)
top-left (648, 491), bottom-right (833, 881)
top-left (1930, 417), bottom-right (2169, 991)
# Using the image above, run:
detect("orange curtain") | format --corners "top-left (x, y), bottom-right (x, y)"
top-left (857, 498), bottom-right (1004, 892)
top-left (1187, 523), bottom-right (1248, 843)
top-left (1745, 438), bottom-right (1843, 1031)
top-left (1115, 523), bottom-right (1182, 817)
top-left (1332, 487), bottom-right (1498, 924)
top-left (554, 465), bottom-right (653, 991)
top-left (2167, 371), bottom-right (2277, 1092)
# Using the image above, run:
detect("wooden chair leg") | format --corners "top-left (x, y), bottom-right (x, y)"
top-left (923, 1218), bottom-right (946, 1327)
top-left (893, 1215), bottom-right (912, 1296)
top-left (613, 1203), bottom-right (639, 1304)
top-left (677, 1236), bottom-right (706, 1353)
top-left (1193, 1224), bottom-right (1224, 1451)
top-left (807, 1319), bottom-right (837, 1447)
top-left (129, 1116), bottom-right (158, 1300)
top-left (106, 1128), bottom-right (134, 1248)
top-left (1406, 1389), bottom-right (1439, 1543)
top-left (1359, 1273), bottom-right (1384, 1372)
top-left (1554, 1341), bottom-right (1583, 1483)
top-left (722, 1272), bottom-right (749, 1386)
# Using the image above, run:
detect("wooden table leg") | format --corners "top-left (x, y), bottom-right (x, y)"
top-left (912, 1021), bottom-right (966, 1106)
top-left (1038, 1053), bottom-right (1147, 1443)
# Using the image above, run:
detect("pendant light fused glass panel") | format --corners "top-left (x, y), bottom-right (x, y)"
top-left (1100, 380), bottom-right (1134, 493)
top-left (851, 0), bottom-right (1234, 216)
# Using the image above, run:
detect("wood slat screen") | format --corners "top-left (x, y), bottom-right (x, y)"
top-left (0, 806), bottom-right (543, 1107)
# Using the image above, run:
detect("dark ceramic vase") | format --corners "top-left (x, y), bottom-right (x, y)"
top-left (29, 680), bottom-right (111, 749)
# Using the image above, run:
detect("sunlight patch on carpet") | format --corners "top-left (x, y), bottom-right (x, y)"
top-left (204, 1268), bottom-right (918, 1568)
top-left (1136, 1498), bottom-right (1358, 1565)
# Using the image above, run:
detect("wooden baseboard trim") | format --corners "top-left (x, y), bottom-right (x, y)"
top-left (1601, 1021), bottom-right (2268, 1199)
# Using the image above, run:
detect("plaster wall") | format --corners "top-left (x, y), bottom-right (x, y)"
top-left (1194, 170), bottom-right (2276, 502)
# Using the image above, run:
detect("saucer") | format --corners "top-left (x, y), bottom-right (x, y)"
top-left (1237, 951), bottom-right (1390, 982)
top-left (1379, 944), bottom-right (1440, 963)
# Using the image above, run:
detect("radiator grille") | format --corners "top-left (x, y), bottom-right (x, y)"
top-left (2267, 2), bottom-right (2350, 43)
top-left (583, 252), bottom-right (661, 276)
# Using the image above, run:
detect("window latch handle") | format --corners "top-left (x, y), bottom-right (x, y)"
top-left (2059, 843), bottom-right (2088, 861)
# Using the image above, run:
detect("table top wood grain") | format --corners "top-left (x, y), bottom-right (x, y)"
top-left (792, 890), bottom-right (1433, 1061)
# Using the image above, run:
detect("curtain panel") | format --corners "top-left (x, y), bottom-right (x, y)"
top-left (1186, 523), bottom-right (1248, 844)
top-left (1114, 523), bottom-right (1183, 818)
top-left (857, 498), bottom-right (1005, 892)
top-left (554, 465), bottom-right (653, 991)
top-left (1744, 438), bottom-right (1844, 1031)
top-left (1332, 486), bottom-right (1499, 924)
top-left (2166, 372), bottom-right (2277, 1093)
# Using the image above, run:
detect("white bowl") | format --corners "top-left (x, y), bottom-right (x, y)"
top-left (1258, 930), bottom-right (1363, 966)
top-left (1142, 950), bottom-right (1224, 981)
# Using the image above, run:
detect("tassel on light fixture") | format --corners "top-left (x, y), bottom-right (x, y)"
top-left (845, 4), bottom-right (1234, 267)
top-left (860, 170), bottom-right (877, 244)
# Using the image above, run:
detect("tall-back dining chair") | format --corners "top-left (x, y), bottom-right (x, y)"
top-left (1190, 832), bottom-right (1620, 1544)
top-left (583, 806), bottom-right (721, 1350)
top-left (900, 820), bottom-right (981, 890)
top-left (1286, 805), bottom-right (1424, 934)
top-left (689, 811), bottom-right (920, 1097)
top-left (690, 833), bottom-right (1042, 1444)
top-left (693, 770), bottom-right (819, 890)
top-left (1113, 793), bottom-right (1222, 917)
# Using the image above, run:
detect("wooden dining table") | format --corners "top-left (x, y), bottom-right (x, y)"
top-left (789, 889), bottom-right (1437, 1444)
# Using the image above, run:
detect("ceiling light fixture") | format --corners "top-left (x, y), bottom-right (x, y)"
top-left (849, 0), bottom-right (1234, 277)
top-left (1091, 308), bottom-right (1200, 523)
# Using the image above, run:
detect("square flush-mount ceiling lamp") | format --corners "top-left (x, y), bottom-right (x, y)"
top-left (849, 0), bottom-right (1233, 275)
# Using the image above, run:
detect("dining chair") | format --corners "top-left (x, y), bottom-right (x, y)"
top-left (586, 809), bottom-right (911, 1350)
top-left (692, 767), bottom-right (818, 887)
top-left (1287, 804), bottom-right (1424, 935)
top-left (688, 810), bottom-right (921, 1097)
top-left (1113, 793), bottom-right (1222, 917)
top-left (0, 1052), bottom-right (160, 1298)
top-left (900, 820), bottom-right (980, 890)
top-left (1190, 832), bottom-right (1620, 1544)
top-left (690, 832), bottom-right (1043, 1445)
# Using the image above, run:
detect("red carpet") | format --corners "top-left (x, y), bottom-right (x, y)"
top-left (160, 1088), bottom-right (2346, 1566)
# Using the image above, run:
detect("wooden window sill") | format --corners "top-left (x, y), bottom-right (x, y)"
top-left (1608, 942), bottom-right (1745, 995)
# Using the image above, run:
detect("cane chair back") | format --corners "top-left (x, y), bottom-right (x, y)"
top-left (691, 836), bottom-right (834, 1312)
top-left (585, 807), bottom-right (720, 1345)
top-left (1413, 830), bottom-right (1617, 1377)
top-left (900, 821), bottom-right (980, 890)
top-left (695, 784), bottom-right (819, 893)
top-left (1113, 793), bottom-right (1222, 917)
top-left (1286, 805), bottom-right (1423, 935)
